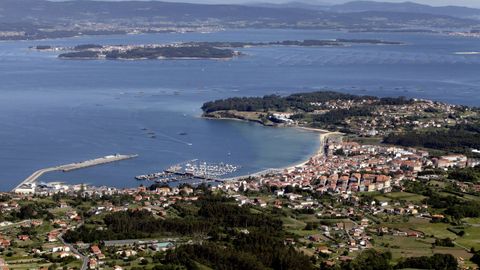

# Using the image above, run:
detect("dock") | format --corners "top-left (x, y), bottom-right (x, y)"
top-left (165, 171), bottom-right (217, 181)
top-left (13, 154), bottom-right (138, 192)
top-left (223, 168), bottom-right (282, 182)
top-left (137, 159), bottom-right (239, 183)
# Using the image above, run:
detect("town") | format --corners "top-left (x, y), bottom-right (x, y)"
top-left (1, 91), bottom-right (480, 270)
top-left (3, 0), bottom-right (480, 269)
top-left (1, 129), bottom-right (480, 269)
top-left (251, 138), bottom-right (479, 194)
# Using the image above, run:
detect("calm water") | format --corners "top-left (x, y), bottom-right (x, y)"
top-left (0, 29), bottom-right (479, 191)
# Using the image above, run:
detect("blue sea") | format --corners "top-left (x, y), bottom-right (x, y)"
top-left (0, 29), bottom-right (479, 191)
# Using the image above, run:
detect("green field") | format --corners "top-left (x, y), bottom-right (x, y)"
top-left (380, 216), bottom-right (480, 252)
top-left (373, 192), bottom-right (427, 203)
top-left (372, 235), bottom-right (433, 260)
top-left (372, 235), bottom-right (472, 263)
top-left (456, 226), bottom-right (480, 250)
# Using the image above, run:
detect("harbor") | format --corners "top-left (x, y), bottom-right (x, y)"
top-left (13, 154), bottom-right (138, 193)
top-left (135, 159), bottom-right (240, 184)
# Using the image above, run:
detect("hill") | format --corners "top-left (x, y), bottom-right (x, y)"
top-left (0, 0), bottom-right (324, 23)
top-left (329, 1), bottom-right (480, 19)
top-left (0, 0), bottom-right (478, 40)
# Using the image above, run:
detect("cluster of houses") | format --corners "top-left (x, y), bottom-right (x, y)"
top-left (307, 97), bottom-right (467, 137)
top-left (358, 99), bottom-right (462, 136)
top-left (47, 245), bottom-right (81, 260)
top-left (447, 31), bottom-right (480, 38)
top-left (0, 235), bottom-right (11, 251)
top-left (0, 258), bottom-right (8, 270)
top-left (269, 113), bottom-right (295, 124)
top-left (14, 178), bottom-right (199, 199)
top-left (0, 220), bottom-right (44, 252)
top-left (310, 98), bottom-right (376, 111)
top-left (87, 240), bottom-right (175, 269)
top-left (256, 141), bottom-right (430, 194)
top-left (434, 154), bottom-right (469, 168)
top-left (301, 219), bottom-right (375, 258)
top-left (0, 200), bottom-right (19, 213)
top-left (454, 181), bottom-right (480, 194)
top-left (292, 194), bottom-right (432, 263)
top-left (0, 31), bottom-right (25, 38)
top-left (249, 140), bottom-right (478, 196)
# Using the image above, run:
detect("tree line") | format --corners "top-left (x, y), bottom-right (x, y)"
top-left (324, 250), bottom-right (457, 270)
top-left (64, 196), bottom-right (283, 242)
top-left (201, 91), bottom-right (411, 114)
top-left (164, 230), bottom-right (314, 270)
top-left (383, 125), bottom-right (480, 157)
top-left (449, 166), bottom-right (480, 183)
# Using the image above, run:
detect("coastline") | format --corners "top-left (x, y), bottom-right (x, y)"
top-left (204, 114), bottom-right (342, 181)
top-left (284, 129), bottom-right (344, 170)
top-left (202, 114), bottom-right (275, 126)
top-left (58, 56), bottom-right (236, 61)
top-left (224, 131), bottom-right (341, 181)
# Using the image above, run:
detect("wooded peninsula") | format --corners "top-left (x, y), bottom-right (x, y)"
top-left (202, 91), bottom-right (480, 157)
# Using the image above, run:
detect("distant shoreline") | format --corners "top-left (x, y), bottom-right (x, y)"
top-left (59, 56), bottom-right (236, 61)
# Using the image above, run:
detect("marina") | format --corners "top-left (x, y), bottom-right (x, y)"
top-left (135, 160), bottom-right (240, 184)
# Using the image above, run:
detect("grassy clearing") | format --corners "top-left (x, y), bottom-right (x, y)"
top-left (289, 229), bottom-right (320, 237)
top-left (428, 180), bottom-right (447, 188)
top-left (463, 218), bottom-right (480, 224)
top-left (412, 222), bottom-right (457, 239)
top-left (383, 218), bottom-right (457, 239)
top-left (374, 192), bottom-right (426, 203)
top-left (433, 247), bottom-right (472, 259)
top-left (383, 217), bottom-right (480, 250)
top-left (194, 261), bottom-right (214, 270)
top-left (282, 216), bottom-right (306, 230)
top-left (456, 226), bottom-right (480, 250)
top-left (372, 235), bottom-right (433, 261)
top-left (461, 193), bottom-right (480, 202)
top-left (8, 261), bottom-right (82, 270)
top-left (348, 136), bottom-right (383, 145)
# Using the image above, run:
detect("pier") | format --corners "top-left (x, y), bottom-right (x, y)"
top-left (135, 160), bottom-right (240, 184)
top-left (223, 168), bottom-right (282, 182)
top-left (13, 154), bottom-right (138, 192)
top-left (165, 171), bottom-right (218, 181)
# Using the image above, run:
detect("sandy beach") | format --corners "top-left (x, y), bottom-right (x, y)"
top-left (285, 129), bottom-right (343, 170)
top-left (224, 126), bottom-right (343, 181)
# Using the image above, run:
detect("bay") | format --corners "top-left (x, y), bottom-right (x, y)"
top-left (0, 29), bottom-right (479, 191)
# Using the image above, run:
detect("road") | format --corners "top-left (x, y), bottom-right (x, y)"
top-left (14, 167), bottom-right (62, 190)
top-left (453, 241), bottom-right (470, 251)
top-left (59, 231), bottom-right (88, 270)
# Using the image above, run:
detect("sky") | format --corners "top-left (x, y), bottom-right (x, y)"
top-left (151, 0), bottom-right (480, 8)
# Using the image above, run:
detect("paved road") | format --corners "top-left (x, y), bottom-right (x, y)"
top-left (453, 241), bottom-right (470, 251)
top-left (13, 167), bottom-right (61, 191)
top-left (59, 232), bottom-right (88, 270)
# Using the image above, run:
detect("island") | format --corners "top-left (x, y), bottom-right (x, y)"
top-left (33, 39), bottom-right (403, 60)
top-left (55, 44), bottom-right (239, 60)
top-left (183, 39), bottom-right (404, 48)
